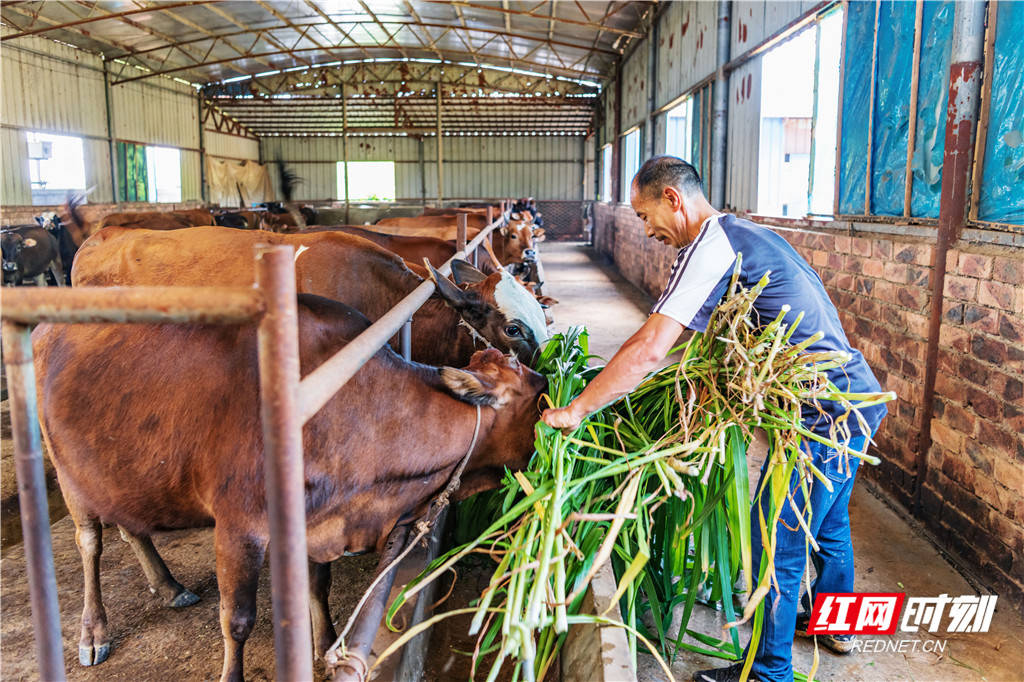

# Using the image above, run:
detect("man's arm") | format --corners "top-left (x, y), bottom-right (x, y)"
top-left (541, 313), bottom-right (684, 430)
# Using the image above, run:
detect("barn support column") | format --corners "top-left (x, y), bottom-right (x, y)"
top-left (710, 0), bottom-right (731, 207)
top-left (102, 59), bottom-right (119, 204)
top-left (611, 66), bottom-right (623, 203)
top-left (418, 136), bottom-right (427, 206)
top-left (198, 97), bottom-right (208, 204)
top-left (915, 0), bottom-right (987, 513)
top-left (436, 80), bottom-right (444, 207)
top-left (645, 14), bottom-right (659, 160)
top-left (342, 83), bottom-right (350, 224)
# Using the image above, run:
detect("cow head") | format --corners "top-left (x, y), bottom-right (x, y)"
top-left (428, 260), bottom-right (549, 365)
top-left (440, 348), bottom-right (547, 497)
top-left (1, 228), bottom-right (36, 283)
top-left (499, 221), bottom-right (544, 265)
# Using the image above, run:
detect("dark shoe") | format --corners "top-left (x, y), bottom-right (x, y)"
top-left (794, 612), bottom-right (857, 654)
top-left (693, 662), bottom-right (763, 681)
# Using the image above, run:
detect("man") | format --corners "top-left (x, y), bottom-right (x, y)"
top-left (542, 156), bottom-right (887, 682)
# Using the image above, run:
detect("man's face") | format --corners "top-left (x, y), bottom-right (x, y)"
top-left (630, 183), bottom-right (686, 248)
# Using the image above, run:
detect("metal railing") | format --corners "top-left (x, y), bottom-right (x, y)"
top-left (1, 201), bottom-right (510, 681)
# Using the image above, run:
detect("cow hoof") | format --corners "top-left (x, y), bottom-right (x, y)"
top-left (79, 642), bottom-right (111, 666)
top-left (169, 588), bottom-right (200, 608)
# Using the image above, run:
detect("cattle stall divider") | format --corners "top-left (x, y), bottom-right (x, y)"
top-left (0, 201), bottom-right (509, 682)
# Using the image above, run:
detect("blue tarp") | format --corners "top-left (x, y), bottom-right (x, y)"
top-left (870, 0), bottom-right (917, 215)
top-left (978, 1), bottom-right (1024, 224)
top-left (838, 1), bottom-right (874, 214)
top-left (910, 1), bottom-right (954, 218)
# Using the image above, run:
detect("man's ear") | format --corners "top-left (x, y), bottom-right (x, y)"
top-left (663, 185), bottom-right (683, 210)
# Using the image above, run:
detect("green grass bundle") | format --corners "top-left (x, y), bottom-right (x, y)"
top-left (377, 258), bottom-right (895, 681)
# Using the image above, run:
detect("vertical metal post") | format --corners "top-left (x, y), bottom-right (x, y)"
top-left (418, 136), bottom-right (427, 207)
top-left (833, 0), bottom-right (850, 216)
top-left (903, 0), bottom-right (925, 216)
top-left (612, 67), bottom-right (623, 203)
top-left (456, 212), bottom-right (467, 255)
top-left (1, 322), bottom-right (65, 682)
top-left (342, 84), bottom-right (351, 224)
top-left (394, 509), bottom-right (447, 682)
top-left (710, 0), bottom-right (731, 208)
top-left (255, 245), bottom-right (313, 681)
top-left (646, 16), bottom-right (659, 160)
top-left (198, 97), bottom-right (208, 204)
top-left (915, 0), bottom-right (987, 514)
top-left (401, 319), bottom-right (412, 361)
top-left (968, 0), bottom-right (998, 224)
top-left (102, 59), bottom-right (119, 203)
top-left (436, 80), bottom-right (444, 207)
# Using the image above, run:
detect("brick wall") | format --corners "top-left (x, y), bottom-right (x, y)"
top-left (593, 205), bottom-right (1024, 611)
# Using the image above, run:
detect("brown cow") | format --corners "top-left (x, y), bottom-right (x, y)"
top-left (325, 226), bottom-right (457, 268)
top-left (376, 214), bottom-right (491, 231)
top-left (96, 208), bottom-right (214, 231)
top-left (35, 297), bottom-right (547, 680)
top-left (72, 226), bottom-right (550, 367)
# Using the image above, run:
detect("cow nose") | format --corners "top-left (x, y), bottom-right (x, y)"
top-left (523, 249), bottom-right (536, 260)
top-left (3, 261), bottom-right (17, 272)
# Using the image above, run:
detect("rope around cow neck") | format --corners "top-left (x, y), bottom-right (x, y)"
top-left (324, 403), bottom-right (484, 675)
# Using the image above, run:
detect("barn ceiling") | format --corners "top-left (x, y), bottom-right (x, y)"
top-left (0, 1), bottom-right (656, 136)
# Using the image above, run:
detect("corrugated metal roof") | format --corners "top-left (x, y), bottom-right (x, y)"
top-left (1, 1), bottom-right (656, 135)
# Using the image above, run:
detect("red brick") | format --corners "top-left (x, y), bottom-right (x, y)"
top-left (812, 250), bottom-right (828, 267)
top-left (947, 250), bottom-right (959, 271)
top-left (834, 234), bottom-right (852, 253)
top-left (939, 325), bottom-right (971, 352)
top-left (817, 233), bottom-right (836, 251)
top-left (998, 312), bottom-right (1024, 342)
top-left (897, 285), bottom-right (929, 311)
top-left (944, 274), bottom-right (978, 301)
top-left (852, 237), bottom-right (872, 257)
top-left (827, 252), bottom-right (844, 270)
top-left (1001, 374), bottom-right (1023, 402)
top-left (1002, 401), bottom-right (1024, 433)
top-left (965, 305), bottom-right (999, 334)
top-left (943, 402), bottom-right (978, 436)
top-left (872, 280), bottom-right (896, 302)
top-left (964, 386), bottom-right (1002, 421)
top-left (835, 273), bottom-right (854, 291)
top-left (995, 457), bottom-right (1024, 495)
top-left (935, 370), bottom-right (965, 397)
top-left (957, 253), bottom-right (994, 278)
top-left (908, 266), bottom-right (931, 287)
top-left (942, 453), bottom-right (975, 487)
top-left (978, 420), bottom-right (1017, 452)
top-left (905, 311), bottom-right (929, 338)
top-left (863, 258), bottom-right (885, 278)
top-left (971, 334), bottom-right (1009, 365)
top-left (991, 255), bottom-right (1024, 285)
top-left (958, 355), bottom-right (991, 385)
top-left (931, 419), bottom-right (964, 453)
top-left (894, 243), bottom-right (932, 266)
top-left (937, 348), bottom-right (958, 374)
top-left (977, 280), bottom-right (1018, 310)
top-left (873, 239), bottom-right (893, 260)
top-left (943, 300), bottom-right (965, 324)
top-left (883, 261), bottom-right (909, 283)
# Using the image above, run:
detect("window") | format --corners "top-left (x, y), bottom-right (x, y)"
top-left (621, 128), bottom-right (641, 202)
top-left (26, 132), bottom-right (86, 205)
top-left (666, 97), bottom-right (695, 164)
top-left (757, 7), bottom-right (843, 218)
top-left (337, 161), bottom-right (396, 201)
top-left (146, 146), bottom-right (182, 203)
top-left (600, 145), bottom-right (613, 202)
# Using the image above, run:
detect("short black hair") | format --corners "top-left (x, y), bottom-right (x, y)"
top-left (632, 155), bottom-right (704, 200)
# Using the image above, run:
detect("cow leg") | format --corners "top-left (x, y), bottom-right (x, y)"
top-left (118, 526), bottom-right (199, 607)
top-left (310, 560), bottom-right (337, 659)
top-left (66, 496), bottom-right (110, 666)
top-left (49, 258), bottom-right (66, 287)
top-left (214, 526), bottom-right (266, 682)
top-left (34, 273), bottom-right (46, 287)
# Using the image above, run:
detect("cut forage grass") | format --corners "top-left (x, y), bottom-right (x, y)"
top-left (377, 257), bottom-right (894, 681)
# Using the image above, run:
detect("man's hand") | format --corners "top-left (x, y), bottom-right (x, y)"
top-left (542, 404), bottom-right (583, 432)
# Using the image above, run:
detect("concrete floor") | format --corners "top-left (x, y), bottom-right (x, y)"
top-left (543, 242), bottom-right (1024, 682)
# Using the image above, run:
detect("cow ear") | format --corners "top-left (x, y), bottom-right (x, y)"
top-left (500, 225), bottom-right (510, 237)
top-left (439, 368), bottom-right (499, 406)
top-left (425, 258), bottom-right (468, 305)
top-left (533, 228), bottom-right (546, 241)
top-left (451, 259), bottom-right (488, 286)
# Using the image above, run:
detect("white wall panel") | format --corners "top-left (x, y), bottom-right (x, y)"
top-left (112, 79), bottom-right (198, 149)
top-left (733, 1), bottom-right (767, 57)
top-left (726, 58), bottom-right (762, 213)
top-left (1, 127), bottom-right (31, 207)
top-left (205, 131), bottom-right (259, 161)
top-left (621, 43), bottom-right (650, 132)
top-left (656, 2), bottom-right (718, 112)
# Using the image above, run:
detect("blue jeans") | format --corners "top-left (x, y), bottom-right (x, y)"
top-left (746, 434), bottom-right (867, 682)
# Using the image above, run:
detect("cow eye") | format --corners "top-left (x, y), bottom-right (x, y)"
top-left (504, 324), bottom-right (522, 337)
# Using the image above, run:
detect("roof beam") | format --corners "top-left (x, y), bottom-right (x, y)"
top-left (0, 1), bottom-right (217, 41)
top-left (429, 1), bottom-right (643, 39)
